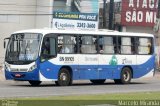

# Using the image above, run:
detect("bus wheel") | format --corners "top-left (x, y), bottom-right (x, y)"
top-left (29, 81), bottom-right (41, 86)
top-left (114, 67), bottom-right (132, 84)
top-left (90, 79), bottom-right (106, 84)
top-left (57, 68), bottom-right (72, 86)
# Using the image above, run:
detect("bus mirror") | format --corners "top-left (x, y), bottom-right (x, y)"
top-left (4, 37), bottom-right (10, 49)
top-left (4, 41), bottom-right (6, 49)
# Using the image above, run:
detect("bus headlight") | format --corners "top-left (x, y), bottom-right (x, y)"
top-left (28, 64), bottom-right (37, 72)
top-left (5, 63), bottom-right (10, 71)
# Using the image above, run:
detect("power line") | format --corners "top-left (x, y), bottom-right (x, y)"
top-left (109, 0), bottom-right (114, 30)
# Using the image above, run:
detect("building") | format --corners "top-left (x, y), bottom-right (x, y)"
top-left (115, 0), bottom-right (157, 34)
top-left (0, 0), bottom-right (53, 65)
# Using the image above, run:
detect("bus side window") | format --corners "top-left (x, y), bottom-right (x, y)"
top-left (80, 35), bottom-right (97, 54)
top-left (138, 38), bottom-right (152, 55)
top-left (41, 37), bottom-right (50, 55)
top-left (58, 35), bottom-right (76, 54)
top-left (41, 36), bottom-right (56, 61)
top-left (120, 37), bottom-right (132, 54)
top-left (98, 36), bottom-right (115, 54)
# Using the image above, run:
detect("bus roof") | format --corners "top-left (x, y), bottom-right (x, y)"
top-left (13, 28), bottom-right (154, 37)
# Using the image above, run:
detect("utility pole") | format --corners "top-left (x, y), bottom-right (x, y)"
top-left (103, 0), bottom-right (107, 28)
top-left (158, 0), bottom-right (160, 18)
top-left (157, 0), bottom-right (160, 69)
top-left (108, 0), bottom-right (114, 30)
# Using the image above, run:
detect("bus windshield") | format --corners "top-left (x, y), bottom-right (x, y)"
top-left (5, 33), bottom-right (42, 64)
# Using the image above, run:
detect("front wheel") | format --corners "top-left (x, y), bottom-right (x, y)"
top-left (90, 79), bottom-right (106, 84)
top-left (57, 68), bottom-right (72, 86)
top-left (29, 81), bottom-right (42, 86)
top-left (114, 67), bottom-right (132, 84)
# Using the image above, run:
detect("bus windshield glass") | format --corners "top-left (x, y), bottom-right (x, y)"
top-left (5, 33), bottom-right (42, 64)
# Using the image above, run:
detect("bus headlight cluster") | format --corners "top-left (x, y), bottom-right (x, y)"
top-left (5, 63), bottom-right (10, 71)
top-left (28, 64), bottom-right (37, 72)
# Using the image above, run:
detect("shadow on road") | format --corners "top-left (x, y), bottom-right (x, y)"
top-left (8, 81), bottom-right (148, 88)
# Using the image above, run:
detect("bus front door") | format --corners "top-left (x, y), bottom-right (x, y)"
top-left (39, 36), bottom-right (57, 81)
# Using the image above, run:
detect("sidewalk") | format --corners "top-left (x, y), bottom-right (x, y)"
top-left (155, 70), bottom-right (160, 78)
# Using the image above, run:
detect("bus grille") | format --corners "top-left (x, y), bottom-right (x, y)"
top-left (10, 68), bottom-right (28, 72)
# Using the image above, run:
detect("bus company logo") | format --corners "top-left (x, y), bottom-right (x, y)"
top-left (54, 22), bottom-right (75, 29)
top-left (59, 57), bottom-right (74, 62)
top-left (109, 55), bottom-right (118, 65)
top-left (122, 57), bottom-right (132, 64)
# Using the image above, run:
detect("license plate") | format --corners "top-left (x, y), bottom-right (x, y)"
top-left (15, 74), bottom-right (21, 77)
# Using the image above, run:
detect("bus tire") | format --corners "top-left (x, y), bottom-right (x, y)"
top-left (29, 81), bottom-right (41, 86)
top-left (90, 79), bottom-right (106, 84)
top-left (57, 68), bottom-right (72, 86)
top-left (114, 67), bottom-right (132, 84)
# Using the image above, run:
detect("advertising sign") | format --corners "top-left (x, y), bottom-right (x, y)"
top-left (121, 0), bottom-right (158, 26)
top-left (52, 0), bottom-right (99, 31)
top-left (52, 12), bottom-right (98, 30)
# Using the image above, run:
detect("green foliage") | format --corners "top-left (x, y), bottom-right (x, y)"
top-left (1, 92), bottom-right (160, 106)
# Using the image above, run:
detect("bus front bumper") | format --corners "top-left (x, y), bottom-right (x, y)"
top-left (5, 70), bottom-right (39, 81)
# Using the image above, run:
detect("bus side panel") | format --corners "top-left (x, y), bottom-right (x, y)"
top-left (38, 54), bottom-right (155, 81)
top-left (78, 54), bottom-right (99, 79)
top-left (71, 65), bottom-right (79, 80)
top-left (39, 61), bottom-right (80, 81)
top-left (134, 55), bottom-right (155, 78)
top-left (98, 65), bottom-right (118, 79)
top-left (39, 54), bottom-right (80, 81)
top-left (99, 55), bottom-right (118, 79)
top-left (78, 65), bottom-right (99, 80)
top-left (111, 55), bottom-right (155, 79)
top-left (99, 55), bottom-right (138, 79)
top-left (39, 61), bottom-right (60, 81)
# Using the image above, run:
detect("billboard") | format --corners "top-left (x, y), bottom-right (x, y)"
top-left (52, 0), bottom-right (99, 30)
top-left (121, 0), bottom-right (158, 26)
top-left (53, 11), bottom-right (98, 30)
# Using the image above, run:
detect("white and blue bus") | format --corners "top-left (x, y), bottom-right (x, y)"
top-left (4, 29), bottom-right (155, 86)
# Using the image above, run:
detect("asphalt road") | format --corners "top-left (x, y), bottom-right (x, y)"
top-left (0, 75), bottom-right (160, 98)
